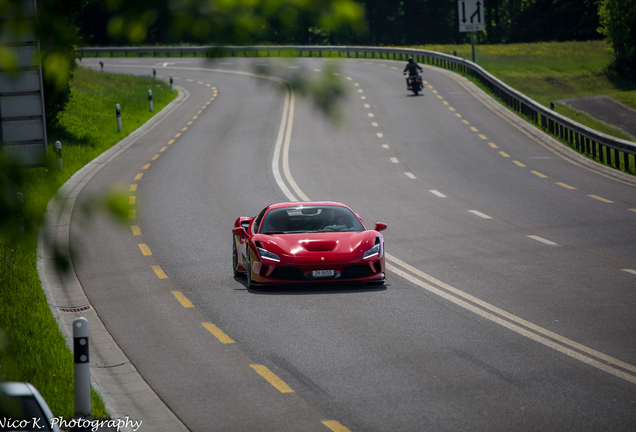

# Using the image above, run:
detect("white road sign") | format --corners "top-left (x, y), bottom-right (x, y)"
top-left (458, 0), bottom-right (486, 32)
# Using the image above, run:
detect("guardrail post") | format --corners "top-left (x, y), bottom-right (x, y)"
top-left (55, 141), bottom-right (62, 170)
top-left (99, 61), bottom-right (103, 72)
top-left (153, 67), bottom-right (156, 80)
top-left (74, 317), bottom-right (91, 417)
top-left (599, 144), bottom-right (605, 163)
top-left (170, 75), bottom-right (174, 93)
top-left (116, 103), bottom-right (122, 131)
top-left (148, 90), bottom-right (153, 112)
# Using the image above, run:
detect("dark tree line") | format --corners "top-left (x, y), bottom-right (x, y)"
top-left (359, 0), bottom-right (602, 46)
top-left (79, 0), bottom-right (602, 47)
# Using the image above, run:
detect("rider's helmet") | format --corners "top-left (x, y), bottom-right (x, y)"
top-left (408, 57), bottom-right (414, 64)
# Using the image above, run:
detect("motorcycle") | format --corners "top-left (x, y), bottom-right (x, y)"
top-left (404, 73), bottom-right (423, 96)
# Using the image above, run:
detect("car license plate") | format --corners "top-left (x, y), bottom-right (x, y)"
top-left (312, 270), bottom-right (334, 278)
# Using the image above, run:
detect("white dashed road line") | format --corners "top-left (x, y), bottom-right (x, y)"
top-left (469, 210), bottom-right (492, 219)
top-left (527, 235), bottom-right (558, 246)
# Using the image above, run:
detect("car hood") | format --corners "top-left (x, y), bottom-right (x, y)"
top-left (254, 231), bottom-right (373, 259)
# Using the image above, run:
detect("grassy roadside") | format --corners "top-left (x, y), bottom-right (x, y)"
top-left (0, 66), bottom-right (177, 419)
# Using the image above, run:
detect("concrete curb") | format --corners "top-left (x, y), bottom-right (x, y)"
top-left (425, 64), bottom-right (636, 188)
top-left (37, 85), bottom-right (191, 431)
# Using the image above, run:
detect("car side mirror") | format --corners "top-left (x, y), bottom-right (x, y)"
top-left (374, 222), bottom-right (387, 232)
top-left (232, 227), bottom-right (250, 240)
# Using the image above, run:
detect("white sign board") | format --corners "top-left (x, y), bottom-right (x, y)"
top-left (458, 0), bottom-right (485, 32)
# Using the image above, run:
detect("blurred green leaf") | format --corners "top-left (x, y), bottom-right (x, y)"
top-left (103, 186), bottom-right (129, 223)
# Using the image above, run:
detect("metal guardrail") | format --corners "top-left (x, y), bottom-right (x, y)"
top-left (77, 45), bottom-right (636, 175)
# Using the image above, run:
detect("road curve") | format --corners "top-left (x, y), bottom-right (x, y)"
top-left (72, 57), bottom-right (636, 432)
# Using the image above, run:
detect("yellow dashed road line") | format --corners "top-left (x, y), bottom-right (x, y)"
top-left (250, 365), bottom-right (294, 393)
top-left (589, 195), bottom-right (613, 203)
top-left (135, 173), bottom-right (143, 180)
top-left (202, 322), bottom-right (235, 344)
top-left (322, 420), bottom-right (352, 432)
top-left (130, 184), bottom-right (137, 191)
top-left (152, 265), bottom-right (169, 279)
top-left (131, 226), bottom-right (141, 236)
top-left (172, 290), bottom-right (194, 306)
top-left (513, 160), bottom-right (526, 167)
top-left (499, 151), bottom-right (510, 157)
top-left (556, 182), bottom-right (576, 190)
top-left (138, 244), bottom-right (152, 256)
top-left (531, 171), bottom-right (548, 178)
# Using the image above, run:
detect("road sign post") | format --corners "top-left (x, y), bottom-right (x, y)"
top-left (457, 0), bottom-right (485, 63)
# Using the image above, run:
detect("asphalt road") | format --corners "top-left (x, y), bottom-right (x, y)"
top-left (72, 57), bottom-right (636, 432)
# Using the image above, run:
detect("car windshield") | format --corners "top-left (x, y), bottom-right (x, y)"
top-left (259, 206), bottom-right (365, 234)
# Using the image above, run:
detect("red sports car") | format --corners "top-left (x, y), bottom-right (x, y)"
top-left (232, 202), bottom-right (387, 287)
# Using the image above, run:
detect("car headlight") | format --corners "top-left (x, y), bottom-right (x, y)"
top-left (363, 243), bottom-right (380, 260)
top-left (257, 247), bottom-right (280, 262)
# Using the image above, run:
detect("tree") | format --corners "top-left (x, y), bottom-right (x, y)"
top-left (598, 0), bottom-right (636, 74)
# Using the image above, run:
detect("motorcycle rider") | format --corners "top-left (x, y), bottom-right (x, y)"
top-left (403, 57), bottom-right (423, 77)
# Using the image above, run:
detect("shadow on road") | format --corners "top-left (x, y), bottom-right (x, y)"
top-left (233, 276), bottom-right (388, 295)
